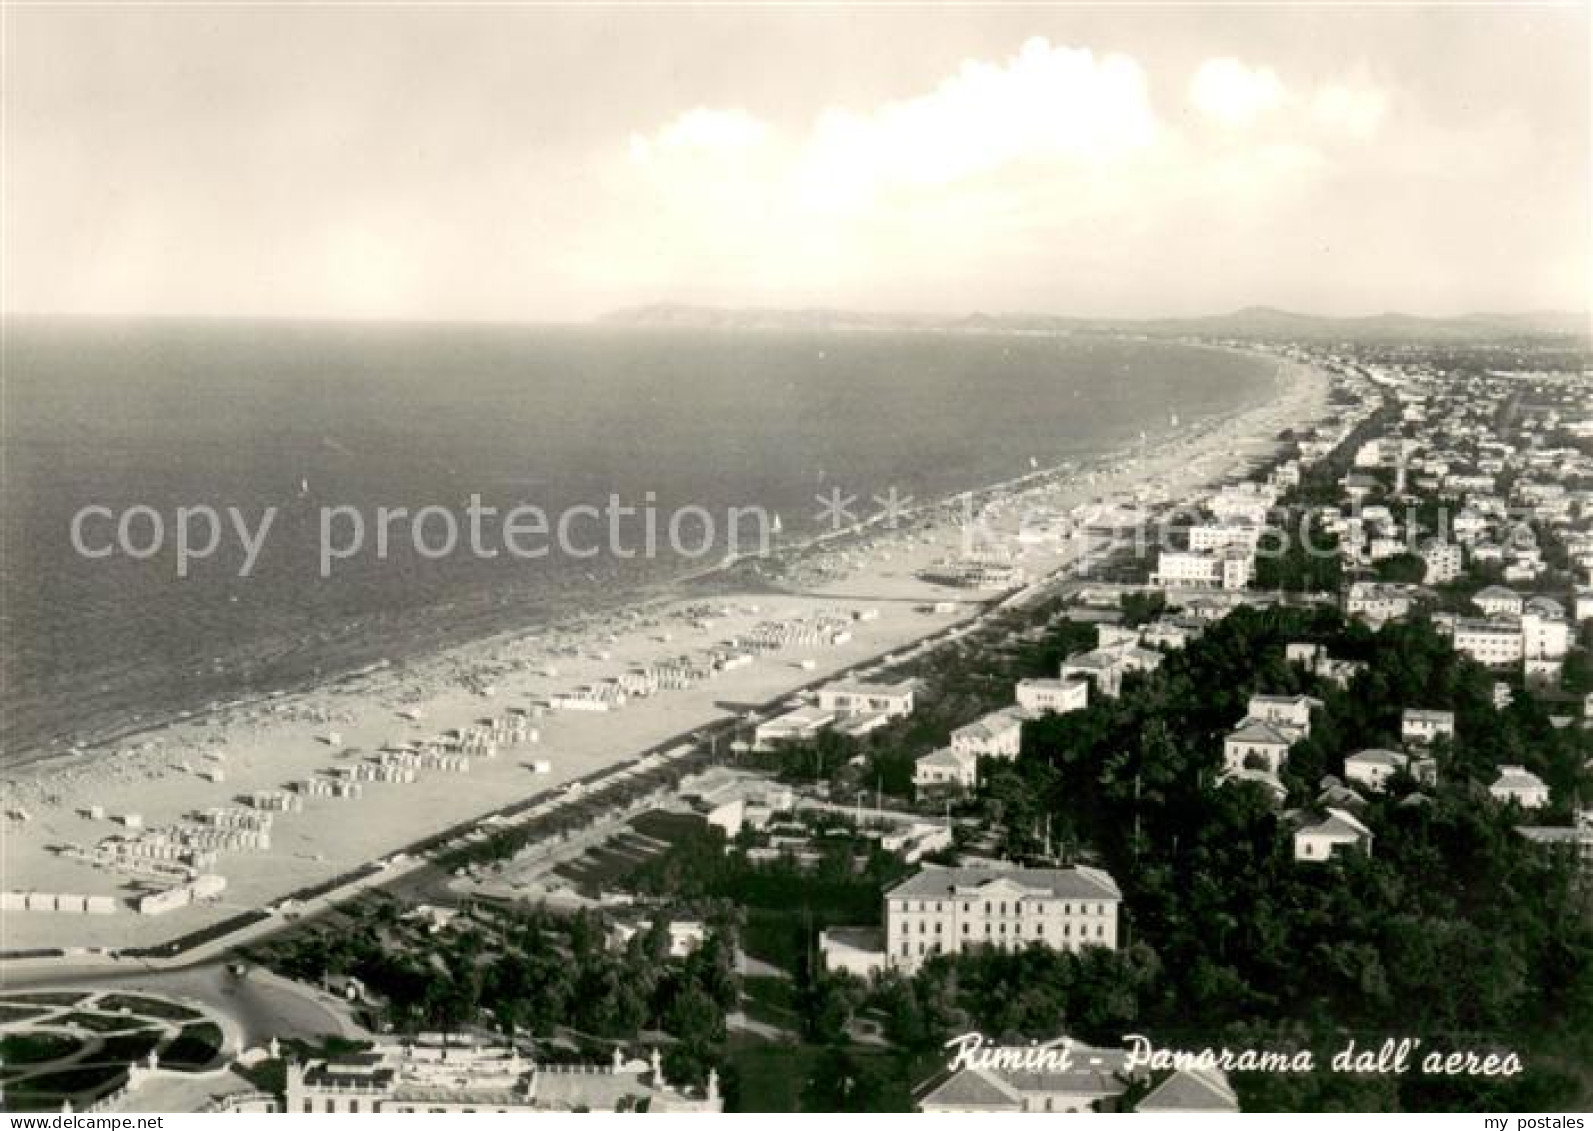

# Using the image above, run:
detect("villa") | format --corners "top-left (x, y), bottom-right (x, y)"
top-left (1223, 718), bottom-right (1304, 775)
top-left (1343, 748), bottom-right (1434, 792)
top-left (752, 706), bottom-right (836, 750)
top-left (1401, 708), bottom-right (1455, 746)
top-left (1473, 584), bottom-right (1525, 617)
top-left (1490, 765), bottom-right (1550, 809)
top-left (1016, 677), bottom-right (1090, 716)
top-left (949, 708), bottom-right (1026, 760)
top-left (816, 678), bottom-right (917, 719)
top-left (913, 746), bottom-right (979, 792)
top-left (1246, 693), bottom-right (1322, 737)
top-left (1060, 644), bottom-right (1163, 697)
top-left (1293, 808), bottom-right (1375, 862)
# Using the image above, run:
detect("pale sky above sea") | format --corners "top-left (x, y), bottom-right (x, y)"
top-left (3, 3), bottom-right (1587, 321)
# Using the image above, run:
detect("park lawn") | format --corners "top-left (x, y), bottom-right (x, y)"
top-left (161, 1022), bottom-right (225, 1070)
top-left (0, 1031), bottom-right (83, 1066)
top-left (3, 1064), bottom-right (126, 1111)
top-left (722, 1036), bottom-right (823, 1112)
top-left (739, 977), bottom-right (801, 1031)
top-left (0, 992), bottom-right (86, 1007)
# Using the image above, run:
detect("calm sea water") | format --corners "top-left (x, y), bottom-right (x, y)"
top-left (0, 321), bottom-right (1274, 763)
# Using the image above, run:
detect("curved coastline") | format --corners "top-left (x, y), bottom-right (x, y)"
top-left (0, 338), bottom-right (1333, 954)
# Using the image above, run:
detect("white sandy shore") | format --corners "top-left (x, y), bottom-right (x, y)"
top-left (0, 352), bottom-right (1332, 953)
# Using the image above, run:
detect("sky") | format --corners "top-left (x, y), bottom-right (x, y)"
top-left (3, 3), bottom-right (1588, 322)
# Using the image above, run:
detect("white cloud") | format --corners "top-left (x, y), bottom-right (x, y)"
top-left (1189, 57), bottom-right (1289, 129)
top-left (795, 38), bottom-right (1156, 209)
top-left (629, 107), bottom-right (769, 164)
top-left (608, 41), bottom-right (1405, 309)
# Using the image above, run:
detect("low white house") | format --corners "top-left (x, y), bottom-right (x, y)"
top-left (1345, 582), bottom-right (1422, 625)
top-left (817, 679), bottom-right (916, 719)
top-left (1401, 708), bottom-right (1455, 746)
top-left (914, 746), bottom-right (978, 792)
top-left (1016, 678), bottom-right (1089, 716)
top-left (1247, 694), bottom-right (1322, 737)
top-left (1293, 808), bottom-right (1374, 862)
top-left (1490, 765), bottom-right (1550, 809)
top-left (1223, 718), bottom-right (1303, 775)
top-left (1473, 584), bottom-right (1525, 618)
top-left (818, 927), bottom-right (887, 979)
top-left (753, 706), bottom-right (836, 750)
top-left (1060, 644), bottom-right (1163, 697)
top-left (1342, 748), bottom-right (1434, 792)
top-left (950, 708), bottom-right (1025, 760)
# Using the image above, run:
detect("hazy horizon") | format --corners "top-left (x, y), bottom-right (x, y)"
top-left (2, 299), bottom-right (1583, 328)
top-left (4, 5), bottom-right (1588, 322)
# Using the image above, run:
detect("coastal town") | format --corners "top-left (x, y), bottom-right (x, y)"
top-left (4, 331), bottom-right (1591, 1113)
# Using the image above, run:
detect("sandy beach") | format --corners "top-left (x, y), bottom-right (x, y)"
top-left (0, 350), bottom-right (1332, 955)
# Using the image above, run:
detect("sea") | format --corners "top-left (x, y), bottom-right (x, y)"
top-left (0, 320), bottom-right (1276, 766)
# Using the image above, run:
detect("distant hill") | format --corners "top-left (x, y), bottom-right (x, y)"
top-left (602, 302), bottom-right (1588, 342)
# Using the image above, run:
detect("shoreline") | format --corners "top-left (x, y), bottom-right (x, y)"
top-left (0, 338), bottom-right (1260, 774)
top-left (0, 344), bottom-right (1332, 955)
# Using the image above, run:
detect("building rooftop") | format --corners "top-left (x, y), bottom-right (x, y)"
top-left (1492, 765), bottom-right (1548, 792)
top-left (1135, 1069), bottom-right (1240, 1113)
top-left (1226, 719), bottom-right (1297, 747)
top-left (887, 864), bottom-right (1121, 902)
top-left (1344, 748), bottom-right (1407, 768)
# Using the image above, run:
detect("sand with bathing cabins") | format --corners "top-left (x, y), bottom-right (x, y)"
top-left (0, 356), bottom-right (1331, 954)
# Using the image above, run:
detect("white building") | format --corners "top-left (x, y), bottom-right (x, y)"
top-left (1293, 808), bottom-right (1374, 862)
top-left (1516, 815), bottom-right (1593, 875)
top-left (1450, 618), bottom-right (1525, 668)
top-left (1343, 748), bottom-right (1433, 792)
top-left (950, 708), bottom-right (1026, 760)
top-left (1473, 585), bottom-right (1525, 617)
top-left (1521, 600), bottom-right (1571, 660)
top-left (1223, 718), bottom-right (1303, 775)
top-left (916, 1039), bottom-right (1141, 1113)
top-left (816, 679), bottom-right (916, 719)
top-left (914, 747), bottom-right (978, 792)
top-left (753, 706), bottom-right (835, 750)
top-left (1206, 482), bottom-right (1277, 525)
top-left (818, 927), bottom-right (887, 979)
top-left (1420, 540), bottom-right (1464, 584)
top-left (884, 864), bottom-right (1121, 973)
top-left (1401, 708), bottom-right (1455, 746)
top-left (1016, 678), bottom-right (1089, 716)
top-left (1151, 549), bottom-right (1253, 591)
top-left (286, 1040), bottom-right (720, 1113)
top-left (1187, 521), bottom-right (1264, 553)
top-left (1490, 765), bottom-right (1550, 809)
top-left (1140, 616), bottom-right (1205, 651)
top-left (1060, 645), bottom-right (1163, 698)
top-left (1246, 694), bottom-right (1322, 737)
top-left (1345, 582), bottom-right (1421, 625)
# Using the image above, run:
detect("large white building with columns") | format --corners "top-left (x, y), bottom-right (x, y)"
top-left (884, 864), bottom-right (1121, 973)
